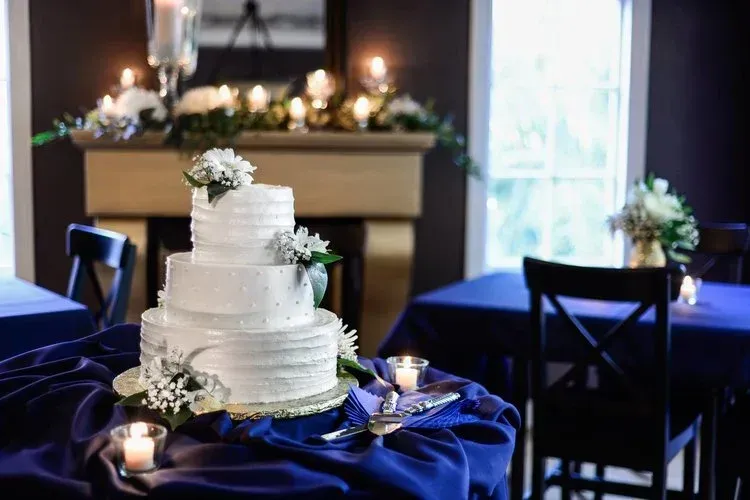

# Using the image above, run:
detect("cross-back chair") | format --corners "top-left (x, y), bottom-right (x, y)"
top-left (66, 224), bottom-right (136, 328)
top-left (688, 223), bottom-right (750, 284)
top-left (523, 257), bottom-right (700, 499)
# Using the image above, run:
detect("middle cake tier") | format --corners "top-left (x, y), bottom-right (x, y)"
top-left (163, 252), bottom-right (315, 329)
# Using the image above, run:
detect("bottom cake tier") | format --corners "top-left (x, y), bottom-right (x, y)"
top-left (140, 308), bottom-right (340, 404)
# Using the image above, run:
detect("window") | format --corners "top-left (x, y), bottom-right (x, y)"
top-left (472, 0), bottom-right (649, 272)
top-left (0, 0), bottom-right (11, 274)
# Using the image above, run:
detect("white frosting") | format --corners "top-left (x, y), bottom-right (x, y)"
top-left (191, 184), bottom-right (294, 265)
top-left (140, 308), bottom-right (340, 403)
top-left (138, 181), bottom-right (342, 405)
top-left (165, 253), bottom-right (315, 329)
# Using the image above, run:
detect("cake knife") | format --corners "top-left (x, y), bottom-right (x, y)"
top-left (320, 392), bottom-right (461, 441)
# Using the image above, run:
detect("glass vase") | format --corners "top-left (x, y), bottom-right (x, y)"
top-left (145, 0), bottom-right (202, 106)
top-left (628, 239), bottom-right (666, 268)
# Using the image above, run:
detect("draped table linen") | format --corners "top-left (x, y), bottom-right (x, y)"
top-left (0, 276), bottom-right (95, 360)
top-left (0, 324), bottom-right (520, 500)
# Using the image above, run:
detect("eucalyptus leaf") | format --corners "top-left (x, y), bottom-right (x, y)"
top-left (206, 183), bottom-right (232, 204)
top-left (161, 407), bottom-right (194, 431)
top-left (310, 251), bottom-right (343, 265)
top-left (182, 171), bottom-right (206, 188)
top-left (116, 390), bottom-right (148, 407)
top-left (305, 261), bottom-right (328, 308)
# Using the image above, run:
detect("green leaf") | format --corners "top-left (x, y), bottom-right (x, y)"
top-left (667, 248), bottom-right (692, 264)
top-left (116, 390), bottom-right (148, 407)
top-left (207, 183), bottom-right (232, 204)
top-left (305, 261), bottom-right (328, 309)
top-left (337, 357), bottom-right (383, 382)
top-left (310, 251), bottom-right (343, 265)
top-left (182, 171), bottom-right (206, 188)
top-left (161, 407), bottom-right (194, 431)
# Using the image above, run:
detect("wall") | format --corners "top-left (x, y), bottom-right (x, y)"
top-left (345, 0), bottom-right (470, 294)
top-left (30, 0), bottom-right (149, 294)
top-left (647, 0), bottom-right (750, 224)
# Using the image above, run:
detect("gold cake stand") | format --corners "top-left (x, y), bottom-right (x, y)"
top-left (113, 367), bottom-right (357, 420)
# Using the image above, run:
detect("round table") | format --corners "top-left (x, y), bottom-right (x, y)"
top-left (0, 324), bottom-right (519, 499)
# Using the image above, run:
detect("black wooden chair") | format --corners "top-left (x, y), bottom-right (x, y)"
top-left (523, 257), bottom-right (701, 499)
top-left (66, 224), bottom-right (136, 328)
top-left (687, 223), bottom-right (750, 284)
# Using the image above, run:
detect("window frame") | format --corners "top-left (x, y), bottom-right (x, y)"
top-left (465, 0), bottom-right (651, 277)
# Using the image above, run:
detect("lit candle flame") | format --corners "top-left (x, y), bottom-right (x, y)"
top-left (289, 97), bottom-right (306, 121)
top-left (120, 68), bottom-right (135, 89)
top-left (370, 56), bottom-right (387, 80)
top-left (101, 94), bottom-right (114, 114)
top-left (218, 84), bottom-right (232, 106)
top-left (353, 96), bottom-right (370, 122)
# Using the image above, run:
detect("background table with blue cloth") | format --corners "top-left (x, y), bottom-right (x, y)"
top-left (0, 276), bottom-right (95, 360)
top-left (379, 272), bottom-right (750, 499)
top-left (0, 324), bottom-right (520, 499)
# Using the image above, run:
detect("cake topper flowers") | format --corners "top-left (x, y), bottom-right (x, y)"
top-left (272, 226), bottom-right (342, 308)
top-left (183, 148), bottom-right (257, 204)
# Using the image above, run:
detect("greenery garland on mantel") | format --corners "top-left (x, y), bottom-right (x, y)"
top-left (32, 87), bottom-right (481, 178)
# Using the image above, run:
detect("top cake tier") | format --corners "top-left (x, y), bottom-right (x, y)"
top-left (191, 184), bottom-right (295, 265)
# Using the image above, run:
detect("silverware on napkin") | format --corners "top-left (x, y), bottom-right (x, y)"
top-left (320, 392), bottom-right (461, 441)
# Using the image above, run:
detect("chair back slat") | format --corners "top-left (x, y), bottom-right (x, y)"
top-left (66, 224), bottom-right (136, 328)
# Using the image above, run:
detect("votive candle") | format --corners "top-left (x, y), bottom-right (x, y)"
top-left (120, 68), bottom-right (136, 89)
top-left (123, 422), bottom-right (155, 472)
top-left (100, 94), bottom-right (115, 115)
top-left (288, 97), bottom-right (307, 131)
top-left (353, 96), bottom-right (370, 130)
top-left (248, 84), bottom-right (269, 112)
top-left (370, 56), bottom-right (387, 81)
top-left (680, 275), bottom-right (701, 305)
top-left (218, 84), bottom-right (233, 107)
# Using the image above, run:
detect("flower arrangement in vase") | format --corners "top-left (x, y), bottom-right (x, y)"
top-left (608, 174), bottom-right (699, 267)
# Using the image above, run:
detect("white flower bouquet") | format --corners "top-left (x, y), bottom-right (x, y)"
top-left (608, 174), bottom-right (699, 263)
top-left (182, 148), bottom-right (257, 203)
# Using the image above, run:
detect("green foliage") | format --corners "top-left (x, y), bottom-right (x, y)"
top-left (310, 251), bottom-right (343, 265)
top-left (117, 390), bottom-right (148, 407)
top-left (337, 357), bottom-right (382, 382)
top-left (182, 171), bottom-right (205, 188)
top-left (206, 183), bottom-right (231, 204)
top-left (161, 407), bottom-right (193, 431)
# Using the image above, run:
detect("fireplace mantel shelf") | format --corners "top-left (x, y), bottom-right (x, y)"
top-left (70, 130), bottom-right (436, 152)
top-left (72, 129), bottom-right (435, 356)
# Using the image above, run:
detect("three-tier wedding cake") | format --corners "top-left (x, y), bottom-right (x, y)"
top-left (139, 149), bottom-right (351, 404)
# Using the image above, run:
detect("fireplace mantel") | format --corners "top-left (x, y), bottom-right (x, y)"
top-left (71, 130), bottom-right (435, 355)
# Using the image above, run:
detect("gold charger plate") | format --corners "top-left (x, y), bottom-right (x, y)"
top-left (113, 367), bottom-right (357, 420)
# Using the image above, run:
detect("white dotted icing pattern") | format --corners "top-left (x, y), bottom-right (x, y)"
top-left (164, 253), bottom-right (315, 329)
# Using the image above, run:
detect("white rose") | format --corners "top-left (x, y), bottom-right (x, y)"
top-left (652, 178), bottom-right (669, 195)
top-left (642, 192), bottom-right (681, 222)
top-left (112, 87), bottom-right (167, 122)
top-left (386, 95), bottom-right (425, 118)
top-left (174, 86), bottom-right (225, 115)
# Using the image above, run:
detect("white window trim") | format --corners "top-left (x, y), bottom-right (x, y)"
top-left (465, 0), bottom-right (651, 278)
top-left (8, 0), bottom-right (34, 281)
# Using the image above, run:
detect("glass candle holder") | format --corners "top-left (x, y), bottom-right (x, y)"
top-left (110, 422), bottom-right (167, 477)
top-left (386, 356), bottom-right (429, 391)
top-left (679, 275), bottom-right (702, 305)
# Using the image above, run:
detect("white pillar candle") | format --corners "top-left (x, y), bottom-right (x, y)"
top-left (120, 68), bottom-right (135, 89)
top-left (100, 95), bottom-right (114, 115)
top-left (153, 0), bottom-right (184, 61)
top-left (248, 84), bottom-right (269, 112)
top-left (123, 423), bottom-right (155, 472)
top-left (353, 96), bottom-right (370, 123)
top-left (289, 97), bottom-right (306, 122)
top-left (370, 56), bottom-right (387, 81)
top-left (680, 275), bottom-right (698, 305)
top-left (395, 366), bottom-right (419, 391)
top-left (218, 84), bottom-right (233, 107)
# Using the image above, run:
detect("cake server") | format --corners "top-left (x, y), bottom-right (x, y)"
top-left (320, 391), bottom-right (461, 441)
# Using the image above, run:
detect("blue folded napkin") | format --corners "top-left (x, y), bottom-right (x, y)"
top-left (343, 385), bottom-right (483, 429)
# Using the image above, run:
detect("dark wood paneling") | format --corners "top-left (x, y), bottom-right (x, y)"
top-left (647, 0), bottom-right (750, 223)
top-left (345, 0), bottom-right (470, 295)
top-left (30, 0), bottom-right (150, 294)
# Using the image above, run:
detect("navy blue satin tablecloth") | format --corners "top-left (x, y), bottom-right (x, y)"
top-left (0, 324), bottom-right (520, 499)
top-left (0, 276), bottom-right (95, 360)
top-left (379, 272), bottom-right (750, 391)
